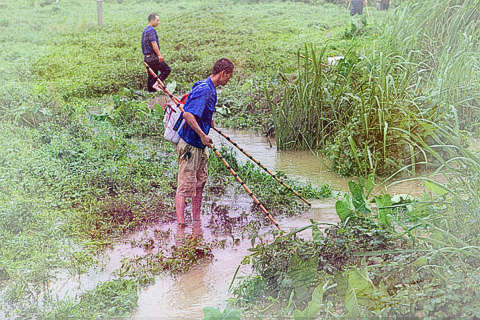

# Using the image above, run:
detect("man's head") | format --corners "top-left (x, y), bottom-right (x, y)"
top-left (211, 58), bottom-right (234, 87)
top-left (148, 13), bottom-right (159, 27)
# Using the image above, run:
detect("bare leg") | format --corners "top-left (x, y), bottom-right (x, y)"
top-left (193, 219), bottom-right (203, 239)
top-left (175, 223), bottom-right (185, 246)
top-left (192, 186), bottom-right (205, 221)
top-left (175, 193), bottom-right (187, 225)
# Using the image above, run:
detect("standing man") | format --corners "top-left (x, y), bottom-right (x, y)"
top-left (142, 13), bottom-right (171, 92)
top-left (378, 0), bottom-right (391, 10)
top-left (175, 58), bottom-right (234, 227)
top-left (349, 0), bottom-right (368, 16)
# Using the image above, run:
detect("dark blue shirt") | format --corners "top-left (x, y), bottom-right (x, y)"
top-left (141, 25), bottom-right (159, 55)
top-left (179, 78), bottom-right (217, 149)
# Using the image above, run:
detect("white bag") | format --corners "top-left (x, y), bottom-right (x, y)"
top-left (163, 102), bottom-right (185, 144)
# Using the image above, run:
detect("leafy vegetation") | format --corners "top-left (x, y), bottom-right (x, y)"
top-left (231, 159), bottom-right (480, 318)
top-left (1, 1), bottom-right (338, 317)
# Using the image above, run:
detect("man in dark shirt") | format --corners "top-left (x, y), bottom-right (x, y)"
top-left (175, 58), bottom-right (234, 227)
top-left (378, 0), bottom-right (391, 10)
top-left (349, 0), bottom-right (368, 15)
top-left (142, 13), bottom-right (171, 92)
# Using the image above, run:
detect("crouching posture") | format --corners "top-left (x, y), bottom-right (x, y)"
top-left (175, 58), bottom-right (234, 226)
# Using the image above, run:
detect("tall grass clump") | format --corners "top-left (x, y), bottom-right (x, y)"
top-left (270, 44), bottom-right (436, 176)
top-left (385, 0), bottom-right (480, 131)
top-left (271, 0), bottom-right (480, 176)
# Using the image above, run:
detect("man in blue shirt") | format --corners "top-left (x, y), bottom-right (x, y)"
top-left (142, 13), bottom-right (171, 92)
top-left (175, 58), bottom-right (234, 227)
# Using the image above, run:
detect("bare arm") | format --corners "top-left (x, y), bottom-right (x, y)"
top-left (183, 112), bottom-right (213, 148)
top-left (151, 42), bottom-right (164, 63)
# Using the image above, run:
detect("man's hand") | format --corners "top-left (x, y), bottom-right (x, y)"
top-left (158, 55), bottom-right (165, 63)
top-left (152, 81), bottom-right (162, 92)
top-left (200, 134), bottom-right (213, 148)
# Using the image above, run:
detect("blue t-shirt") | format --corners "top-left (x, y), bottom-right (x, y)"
top-left (141, 25), bottom-right (159, 55)
top-left (179, 78), bottom-right (217, 149)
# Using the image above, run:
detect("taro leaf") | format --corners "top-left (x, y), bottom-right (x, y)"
top-left (293, 282), bottom-right (327, 320)
top-left (287, 255), bottom-right (318, 302)
top-left (335, 271), bottom-right (348, 298)
top-left (425, 181), bottom-right (449, 196)
top-left (337, 268), bottom-right (375, 317)
top-left (202, 307), bottom-right (222, 319)
top-left (336, 200), bottom-right (355, 222)
top-left (202, 307), bottom-right (241, 320)
top-left (312, 223), bottom-right (323, 242)
top-left (348, 181), bottom-right (371, 214)
top-left (359, 173), bottom-right (375, 198)
top-left (375, 194), bottom-right (392, 228)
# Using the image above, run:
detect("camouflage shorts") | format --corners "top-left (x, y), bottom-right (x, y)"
top-left (176, 138), bottom-right (209, 198)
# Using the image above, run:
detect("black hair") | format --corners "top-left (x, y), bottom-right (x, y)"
top-left (212, 58), bottom-right (234, 75)
top-left (148, 13), bottom-right (159, 22)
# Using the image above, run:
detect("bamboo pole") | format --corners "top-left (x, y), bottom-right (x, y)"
top-left (210, 146), bottom-right (281, 230)
top-left (212, 127), bottom-right (312, 206)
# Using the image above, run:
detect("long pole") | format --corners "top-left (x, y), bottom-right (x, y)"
top-left (144, 61), bottom-right (180, 110)
top-left (210, 146), bottom-right (281, 230)
top-left (212, 127), bottom-right (311, 206)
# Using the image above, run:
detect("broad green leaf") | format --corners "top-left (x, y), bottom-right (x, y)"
top-left (202, 307), bottom-right (241, 320)
top-left (425, 181), bottom-right (449, 196)
top-left (293, 282), bottom-right (327, 320)
top-left (348, 181), bottom-right (370, 214)
top-left (312, 223), bottom-right (323, 242)
top-left (337, 268), bottom-right (375, 317)
top-left (336, 200), bottom-right (355, 221)
top-left (202, 307), bottom-right (223, 320)
top-left (287, 255), bottom-right (318, 302)
top-left (375, 194), bottom-right (392, 228)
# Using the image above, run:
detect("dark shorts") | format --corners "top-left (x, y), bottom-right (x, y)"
top-left (351, 0), bottom-right (364, 15)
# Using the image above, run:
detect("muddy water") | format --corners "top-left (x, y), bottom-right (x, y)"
top-left (129, 129), bottom-right (428, 318)
top-left (212, 128), bottom-right (427, 197)
top-left (132, 198), bottom-right (338, 320)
